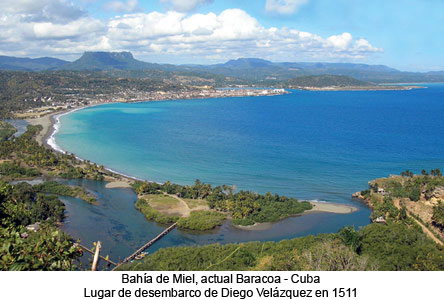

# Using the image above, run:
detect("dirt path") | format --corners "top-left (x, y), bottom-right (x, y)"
top-left (394, 199), bottom-right (443, 246)
top-left (164, 193), bottom-right (210, 216)
top-left (164, 193), bottom-right (191, 216)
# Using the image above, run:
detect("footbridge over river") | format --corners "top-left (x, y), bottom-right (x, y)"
top-left (112, 222), bottom-right (177, 271)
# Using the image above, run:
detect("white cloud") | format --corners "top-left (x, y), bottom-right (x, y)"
top-left (327, 32), bottom-right (352, 51)
top-left (105, 9), bottom-right (381, 62)
top-left (104, 0), bottom-right (140, 13)
top-left (32, 18), bottom-right (104, 40)
top-left (265, 0), bottom-right (308, 15)
top-left (160, 0), bottom-right (214, 13)
top-left (108, 11), bottom-right (185, 40)
top-left (0, 0), bottom-right (86, 24)
top-left (0, 5), bottom-right (382, 62)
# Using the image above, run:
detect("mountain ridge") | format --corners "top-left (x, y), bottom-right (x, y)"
top-left (0, 55), bottom-right (68, 71)
top-left (0, 52), bottom-right (443, 83)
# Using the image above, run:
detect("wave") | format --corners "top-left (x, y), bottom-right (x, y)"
top-left (47, 104), bottom-right (95, 154)
top-left (103, 167), bottom-right (143, 181)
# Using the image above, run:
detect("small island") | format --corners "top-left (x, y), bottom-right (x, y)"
top-left (131, 179), bottom-right (314, 231)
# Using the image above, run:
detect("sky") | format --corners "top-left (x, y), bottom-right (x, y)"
top-left (0, 0), bottom-right (442, 71)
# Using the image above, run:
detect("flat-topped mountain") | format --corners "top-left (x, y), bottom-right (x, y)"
top-left (221, 58), bottom-right (275, 68)
top-left (61, 51), bottom-right (157, 71)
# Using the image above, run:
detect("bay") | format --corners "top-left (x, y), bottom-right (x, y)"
top-left (54, 84), bottom-right (444, 261)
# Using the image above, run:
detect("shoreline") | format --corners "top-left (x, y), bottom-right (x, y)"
top-left (305, 201), bottom-right (358, 214)
top-left (25, 97), bottom-right (361, 230)
top-left (26, 111), bottom-right (58, 146)
top-left (26, 103), bottom-right (144, 185)
top-left (232, 201), bottom-right (359, 231)
top-left (297, 85), bottom-right (426, 91)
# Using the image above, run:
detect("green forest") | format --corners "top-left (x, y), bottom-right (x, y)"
top-left (0, 181), bottom-right (82, 270)
top-left (119, 222), bottom-right (444, 271)
top-left (132, 179), bottom-right (312, 227)
top-left (0, 125), bottom-right (107, 181)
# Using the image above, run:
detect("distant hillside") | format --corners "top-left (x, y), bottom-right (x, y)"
top-left (284, 75), bottom-right (371, 88)
top-left (188, 58), bottom-right (444, 83)
top-left (0, 52), bottom-right (443, 83)
top-left (60, 51), bottom-right (160, 71)
top-left (0, 56), bottom-right (68, 71)
top-left (222, 58), bottom-right (275, 68)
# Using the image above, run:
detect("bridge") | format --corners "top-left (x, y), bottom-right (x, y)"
top-left (112, 222), bottom-right (177, 271)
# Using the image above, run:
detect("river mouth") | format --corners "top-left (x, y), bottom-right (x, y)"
top-left (56, 178), bottom-right (370, 263)
top-left (9, 177), bottom-right (370, 266)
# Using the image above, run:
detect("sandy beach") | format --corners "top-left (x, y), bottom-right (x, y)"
top-left (26, 112), bottom-right (58, 146)
top-left (307, 201), bottom-right (358, 214)
top-left (24, 105), bottom-right (140, 188)
top-left (231, 222), bottom-right (274, 231)
top-left (105, 180), bottom-right (132, 188)
top-left (233, 201), bottom-right (358, 231)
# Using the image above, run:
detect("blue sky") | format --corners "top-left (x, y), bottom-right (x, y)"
top-left (0, 0), bottom-right (442, 71)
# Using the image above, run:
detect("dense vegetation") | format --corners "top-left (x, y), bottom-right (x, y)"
top-left (177, 211), bottom-right (226, 231)
top-left (0, 121), bottom-right (16, 141)
top-left (432, 201), bottom-right (444, 228)
top-left (0, 181), bottom-right (81, 270)
top-left (119, 221), bottom-right (444, 271)
top-left (118, 234), bottom-right (369, 271)
top-left (132, 179), bottom-right (312, 226)
top-left (135, 197), bottom-right (226, 231)
top-left (33, 181), bottom-right (96, 204)
top-left (135, 197), bottom-right (179, 224)
top-left (0, 125), bottom-right (106, 181)
top-left (359, 223), bottom-right (444, 270)
top-left (0, 161), bottom-right (41, 179)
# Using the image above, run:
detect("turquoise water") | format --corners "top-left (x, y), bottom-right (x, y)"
top-left (56, 84), bottom-right (444, 203)
top-left (54, 84), bottom-right (444, 261)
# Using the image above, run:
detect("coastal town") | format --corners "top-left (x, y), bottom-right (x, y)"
top-left (14, 87), bottom-right (288, 119)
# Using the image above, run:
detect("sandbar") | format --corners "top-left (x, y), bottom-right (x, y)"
top-left (307, 202), bottom-right (358, 214)
top-left (105, 181), bottom-right (132, 189)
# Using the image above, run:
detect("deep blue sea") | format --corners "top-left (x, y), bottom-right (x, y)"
top-left (53, 84), bottom-right (444, 261)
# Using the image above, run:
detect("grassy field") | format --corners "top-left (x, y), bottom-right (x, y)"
top-left (145, 194), bottom-right (180, 210)
top-left (182, 198), bottom-right (208, 209)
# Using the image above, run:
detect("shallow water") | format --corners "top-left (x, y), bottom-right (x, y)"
top-left (6, 119), bottom-right (28, 137)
